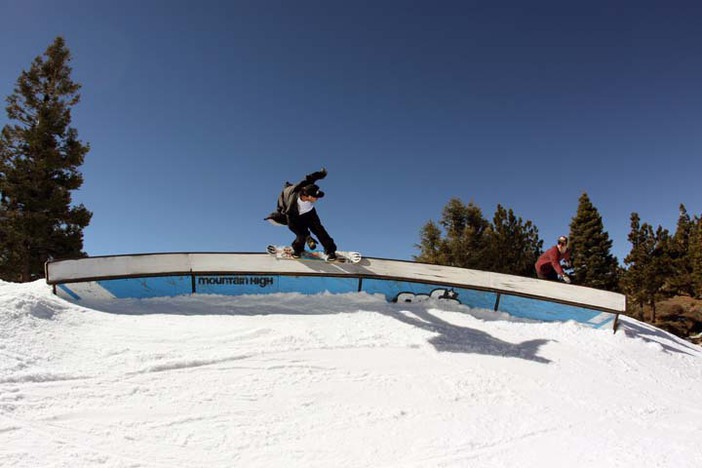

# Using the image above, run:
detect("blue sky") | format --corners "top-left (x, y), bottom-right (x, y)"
top-left (2, 0), bottom-right (701, 262)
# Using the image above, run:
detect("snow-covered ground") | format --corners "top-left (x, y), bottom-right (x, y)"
top-left (1, 280), bottom-right (701, 467)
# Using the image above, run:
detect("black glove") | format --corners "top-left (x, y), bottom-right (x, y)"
top-left (310, 168), bottom-right (327, 180)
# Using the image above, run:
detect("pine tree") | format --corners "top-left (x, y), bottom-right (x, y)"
top-left (647, 225), bottom-right (674, 321)
top-left (0, 37), bottom-right (91, 282)
top-left (568, 193), bottom-right (619, 291)
top-left (415, 220), bottom-right (446, 264)
top-left (690, 216), bottom-right (702, 299)
top-left (415, 198), bottom-right (542, 275)
top-left (667, 204), bottom-right (694, 296)
top-left (622, 213), bottom-right (648, 316)
top-left (485, 204), bottom-right (543, 276)
top-left (622, 213), bottom-right (646, 315)
top-left (431, 198), bottom-right (490, 269)
top-left (460, 201), bottom-right (491, 270)
top-left (414, 198), bottom-right (490, 269)
top-left (439, 198), bottom-right (471, 267)
top-left (622, 213), bottom-right (674, 322)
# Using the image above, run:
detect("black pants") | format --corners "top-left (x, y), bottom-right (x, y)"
top-left (288, 209), bottom-right (337, 255)
top-left (536, 268), bottom-right (559, 281)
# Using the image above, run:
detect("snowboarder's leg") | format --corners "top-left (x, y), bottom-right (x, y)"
top-left (536, 267), bottom-right (559, 281)
top-left (287, 217), bottom-right (311, 255)
top-left (305, 210), bottom-right (337, 255)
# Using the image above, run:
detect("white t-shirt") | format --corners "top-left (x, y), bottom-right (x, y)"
top-left (297, 198), bottom-right (315, 215)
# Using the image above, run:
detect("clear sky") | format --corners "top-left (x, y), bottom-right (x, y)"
top-left (2, 0), bottom-right (701, 262)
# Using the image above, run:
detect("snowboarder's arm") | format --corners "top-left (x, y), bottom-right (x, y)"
top-left (548, 249), bottom-right (566, 276)
top-left (296, 168), bottom-right (327, 186)
top-left (561, 250), bottom-right (572, 269)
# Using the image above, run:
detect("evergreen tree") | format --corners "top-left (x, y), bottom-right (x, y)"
top-left (415, 220), bottom-right (446, 264)
top-left (414, 198), bottom-right (490, 269)
top-left (622, 213), bottom-right (648, 315)
top-left (415, 198), bottom-right (542, 275)
top-left (622, 213), bottom-right (674, 322)
top-left (436, 198), bottom-right (491, 269)
top-left (0, 37), bottom-right (91, 282)
top-left (667, 204), bottom-right (694, 296)
top-left (647, 225), bottom-right (674, 321)
top-left (690, 216), bottom-right (702, 299)
top-left (439, 198), bottom-right (471, 267)
top-left (485, 204), bottom-right (543, 276)
top-left (568, 193), bottom-right (619, 290)
top-left (459, 201), bottom-right (491, 270)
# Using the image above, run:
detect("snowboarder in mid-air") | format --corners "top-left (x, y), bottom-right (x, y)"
top-left (265, 168), bottom-right (338, 260)
top-left (535, 235), bottom-right (572, 283)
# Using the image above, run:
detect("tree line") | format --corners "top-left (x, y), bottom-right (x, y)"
top-left (415, 194), bottom-right (702, 321)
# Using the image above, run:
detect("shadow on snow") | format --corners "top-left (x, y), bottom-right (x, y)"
top-left (73, 292), bottom-right (554, 364)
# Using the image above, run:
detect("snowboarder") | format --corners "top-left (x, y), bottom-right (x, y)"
top-left (535, 235), bottom-right (572, 283)
top-left (265, 168), bottom-right (338, 260)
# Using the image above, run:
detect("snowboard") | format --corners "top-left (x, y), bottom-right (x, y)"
top-left (266, 245), bottom-right (362, 264)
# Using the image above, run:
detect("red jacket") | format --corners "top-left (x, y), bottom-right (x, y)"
top-left (535, 245), bottom-right (570, 277)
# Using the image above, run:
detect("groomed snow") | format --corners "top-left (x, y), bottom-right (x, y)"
top-left (1, 280), bottom-right (701, 467)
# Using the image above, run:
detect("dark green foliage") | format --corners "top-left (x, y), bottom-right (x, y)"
top-left (415, 196), bottom-right (701, 342)
top-left (415, 198), bottom-right (491, 269)
top-left (622, 213), bottom-right (674, 322)
top-left (485, 204), bottom-right (543, 276)
top-left (415, 198), bottom-right (542, 276)
top-left (622, 213), bottom-right (650, 314)
top-left (666, 205), bottom-right (695, 296)
top-left (689, 217), bottom-right (702, 299)
top-left (0, 37), bottom-right (91, 282)
top-left (443, 199), bottom-right (491, 270)
top-left (416, 220), bottom-right (445, 265)
top-left (623, 206), bottom-right (702, 324)
top-left (568, 193), bottom-right (619, 291)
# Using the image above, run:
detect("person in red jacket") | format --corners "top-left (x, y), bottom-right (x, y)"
top-left (535, 236), bottom-right (572, 283)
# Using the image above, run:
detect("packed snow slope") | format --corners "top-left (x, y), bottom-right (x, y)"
top-left (1, 280), bottom-right (701, 468)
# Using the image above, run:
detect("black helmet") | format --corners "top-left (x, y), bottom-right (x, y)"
top-left (301, 184), bottom-right (325, 198)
